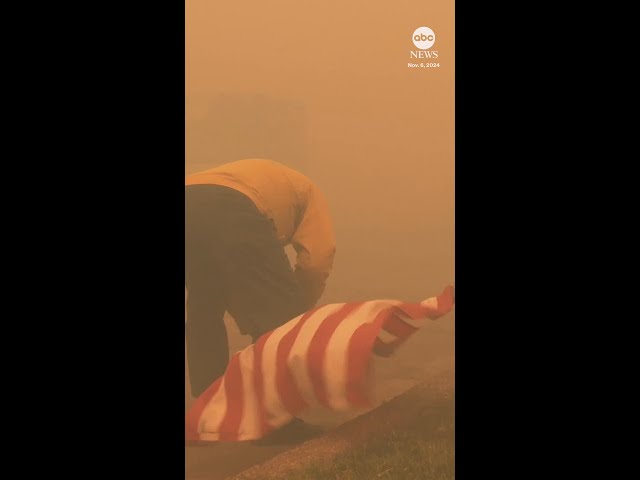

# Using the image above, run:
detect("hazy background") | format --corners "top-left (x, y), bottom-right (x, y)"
top-left (185, 0), bottom-right (454, 413)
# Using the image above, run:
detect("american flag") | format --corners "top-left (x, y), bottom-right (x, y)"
top-left (185, 285), bottom-right (455, 442)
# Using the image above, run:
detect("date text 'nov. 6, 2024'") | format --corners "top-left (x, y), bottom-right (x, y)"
top-left (408, 62), bottom-right (440, 68)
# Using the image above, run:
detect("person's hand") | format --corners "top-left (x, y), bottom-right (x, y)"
top-left (293, 268), bottom-right (325, 311)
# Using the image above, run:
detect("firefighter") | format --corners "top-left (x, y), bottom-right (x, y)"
top-left (185, 159), bottom-right (336, 397)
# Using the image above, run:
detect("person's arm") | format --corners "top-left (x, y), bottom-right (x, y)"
top-left (291, 185), bottom-right (336, 310)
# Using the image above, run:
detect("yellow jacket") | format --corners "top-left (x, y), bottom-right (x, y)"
top-left (186, 159), bottom-right (336, 306)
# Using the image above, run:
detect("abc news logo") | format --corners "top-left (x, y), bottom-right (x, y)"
top-left (410, 26), bottom-right (438, 59)
top-left (414, 32), bottom-right (434, 43)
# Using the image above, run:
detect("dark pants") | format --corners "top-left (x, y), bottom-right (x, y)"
top-left (185, 185), bottom-right (306, 397)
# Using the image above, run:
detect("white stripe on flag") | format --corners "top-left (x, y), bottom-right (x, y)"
top-left (420, 296), bottom-right (438, 311)
top-left (324, 301), bottom-right (399, 410)
top-left (261, 313), bottom-right (304, 428)
top-left (237, 345), bottom-right (260, 440)
top-left (396, 310), bottom-right (424, 328)
top-left (288, 303), bottom-right (345, 408)
top-left (198, 376), bottom-right (228, 440)
top-left (376, 328), bottom-right (399, 344)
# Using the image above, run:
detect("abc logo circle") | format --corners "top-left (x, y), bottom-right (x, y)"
top-left (412, 26), bottom-right (435, 50)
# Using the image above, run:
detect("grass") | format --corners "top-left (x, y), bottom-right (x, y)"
top-left (286, 421), bottom-right (454, 480)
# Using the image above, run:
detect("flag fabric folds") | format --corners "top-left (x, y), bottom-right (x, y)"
top-left (186, 285), bottom-right (455, 442)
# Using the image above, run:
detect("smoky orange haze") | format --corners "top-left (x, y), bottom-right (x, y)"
top-left (185, 0), bottom-right (454, 305)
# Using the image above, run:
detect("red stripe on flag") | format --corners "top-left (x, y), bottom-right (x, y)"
top-left (394, 303), bottom-right (429, 320)
top-left (307, 303), bottom-right (364, 407)
top-left (252, 330), bottom-right (273, 437)
top-left (345, 309), bottom-right (389, 408)
top-left (380, 308), bottom-right (419, 339)
top-left (275, 308), bottom-right (319, 416)
top-left (218, 353), bottom-right (244, 441)
top-left (422, 285), bottom-right (455, 319)
top-left (439, 285), bottom-right (455, 312)
top-left (185, 375), bottom-right (224, 441)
